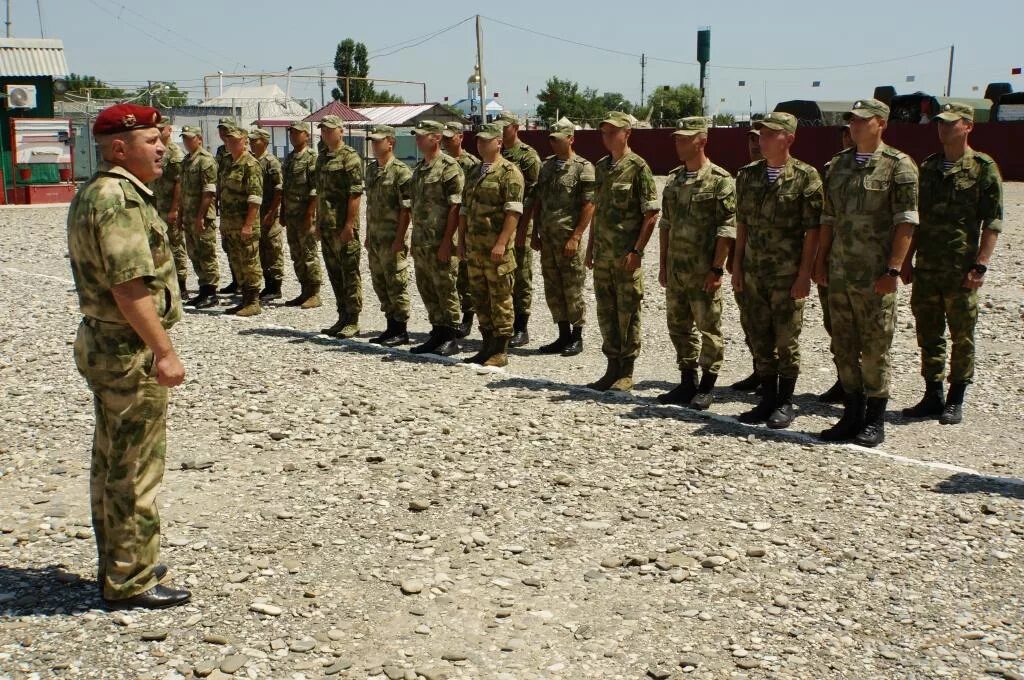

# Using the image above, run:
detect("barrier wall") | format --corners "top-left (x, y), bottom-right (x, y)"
top-left (480, 123), bottom-right (1024, 180)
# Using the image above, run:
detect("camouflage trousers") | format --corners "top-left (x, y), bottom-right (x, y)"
top-left (167, 220), bottom-right (188, 283)
top-left (367, 238), bottom-right (411, 322)
top-left (828, 281), bottom-right (897, 399)
top-left (411, 242), bottom-right (461, 328)
top-left (259, 218), bottom-right (285, 285)
top-left (539, 228), bottom-right (587, 326)
top-left (741, 274), bottom-right (805, 379)
top-left (666, 272), bottom-right (724, 374)
top-left (74, 320), bottom-right (167, 601)
top-left (457, 258), bottom-right (474, 313)
top-left (466, 241), bottom-right (516, 337)
top-left (513, 219), bottom-right (534, 315)
top-left (321, 228), bottom-right (363, 317)
top-left (910, 270), bottom-right (978, 384)
top-left (220, 217), bottom-right (263, 296)
top-left (183, 218), bottom-right (220, 287)
top-left (283, 210), bottom-right (323, 286)
top-left (593, 257), bottom-right (643, 361)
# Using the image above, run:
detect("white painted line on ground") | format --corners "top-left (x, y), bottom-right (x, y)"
top-left (5, 264), bottom-right (1022, 488)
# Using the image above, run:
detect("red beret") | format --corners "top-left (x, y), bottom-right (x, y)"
top-left (92, 104), bottom-right (161, 135)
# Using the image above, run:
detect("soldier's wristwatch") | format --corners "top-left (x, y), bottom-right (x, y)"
top-left (970, 263), bottom-right (988, 275)
top-left (630, 248), bottom-right (643, 258)
top-left (884, 267), bottom-right (900, 278)
top-left (709, 266), bottom-right (724, 277)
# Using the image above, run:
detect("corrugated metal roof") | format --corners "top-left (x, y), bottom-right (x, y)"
top-left (0, 38), bottom-right (68, 77)
top-left (304, 100), bottom-right (369, 123)
top-left (353, 104), bottom-right (445, 127)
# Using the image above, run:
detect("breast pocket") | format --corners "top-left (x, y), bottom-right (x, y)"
top-left (611, 182), bottom-right (633, 210)
top-left (862, 177), bottom-right (890, 211)
top-left (689, 191), bottom-right (716, 221)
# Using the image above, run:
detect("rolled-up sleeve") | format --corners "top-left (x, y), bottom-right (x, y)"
top-left (716, 176), bottom-right (737, 240)
top-left (980, 161), bottom-right (1004, 233)
top-left (639, 165), bottom-right (660, 213)
top-left (891, 158), bottom-right (919, 226)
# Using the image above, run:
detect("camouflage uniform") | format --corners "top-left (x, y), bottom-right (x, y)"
top-left (281, 145), bottom-right (322, 286)
top-left (219, 151), bottom-right (265, 297)
top-left (736, 157), bottom-right (823, 378)
top-left (912, 149), bottom-right (1002, 384)
top-left (67, 162), bottom-right (182, 600)
top-left (178, 145), bottom-right (219, 287)
top-left (660, 161), bottom-right (736, 374)
top-left (149, 140), bottom-right (186, 280)
top-left (502, 140), bottom-right (542, 316)
top-left (255, 148), bottom-right (285, 288)
top-left (462, 156), bottom-right (526, 338)
top-left (409, 153), bottom-right (464, 328)
top-left (534, 153), bottom-right (595, 326)
top-left (365, 155), bottom-right (413, 322)
top-left (315, 143), bottom-right (365, 319)
top-left (449, 150), bottom-right (481, 313)
top-left (821, 144), bottom-right (919, 398)
top-left (591, 151), bottom-right (659, 361)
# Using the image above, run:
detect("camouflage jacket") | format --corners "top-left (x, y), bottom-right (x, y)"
top-left (915, 148), bottom-right (1003, 275)
top-left (462, 156), bottom-right (525, 249)
top-left (255, 150), bottom-right (283, 217)
top-left (67, 163), bottom-right (181, 329)
top-left (410, 153), bottom-right (463, 247)
top-left (315, 144), bottom-right (364, 231)
top-left (821, 144), bottom-right (919, 284)
top-left (282, 146), bottom-right (317, 214)
top-left (502, 140), bottom-right (541, 209)
top-left (592, 150), bottom-right (659, 262)
top-left (736, 157), bottom-right (822, 279)
top-left (215, 145), bottom-right (232, 182)
top-left (219, 151), bottom-right (263, 220)
top-left (447, 150), bottom-right (481, 189)
top-left (180, 147), bottom-right (217, 221)
top-left (365, 156), bottom-right (413, 244)
top-left (535, 154), bottom-right (596, 235)
top-left (661, 161), bottom-right (736, 280)
top-left (149, 140), bottom-right (184, 215)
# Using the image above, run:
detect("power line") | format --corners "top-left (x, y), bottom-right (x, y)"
top-left (370, 17), bottom-right (474, 60)
top-left (83, 0), bottom-right (222, 68)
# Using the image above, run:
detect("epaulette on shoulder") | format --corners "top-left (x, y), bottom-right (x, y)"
top-left (710, 163), bottom-right (731, 177)
top-left (881, 146), bottom-right (906, 160)
top-left (974, 151), bottom-right (996, 165)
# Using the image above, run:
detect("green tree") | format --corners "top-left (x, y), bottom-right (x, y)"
top-left (60, 73), bottom-right (128, 101)
top-left (135, 81), bottom-right (189, 108)
top-left (330, 39), bottom-right (406, 105)
top-left (599, 92), bottom-right (634, 115)
top-left (535, 77), bottom-right (606, 124)
top-left (713, 112), bottom-right (736, 126)
top-left (647, 84), bottom-right (702, 127)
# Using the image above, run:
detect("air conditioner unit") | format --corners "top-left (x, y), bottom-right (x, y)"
top-left (7, 85), bottom-right (38, 109)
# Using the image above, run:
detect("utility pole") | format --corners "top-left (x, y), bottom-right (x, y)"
top-left (476, 15), bottom-right (486, 127)
top-left (697, 28), bottom-right (711, 116)
top-left (318, 69), bottom-right (325, 107)
top-left (147, 80), bottom-right (153, 106)
top-left (640, 53), bottom-right (646, 110)
top-left (5, 0), bottom-right (11, 37)
top-left (945, 44), bottom-right (955, 97)
top-left (36, 0), bottom-right (43, 37)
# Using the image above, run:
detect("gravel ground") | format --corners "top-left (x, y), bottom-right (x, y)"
top-left (0, 179), bottom-right (1022, 680)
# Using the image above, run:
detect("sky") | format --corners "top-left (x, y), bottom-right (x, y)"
top-left (28, 0), bottom-right (1024, 117)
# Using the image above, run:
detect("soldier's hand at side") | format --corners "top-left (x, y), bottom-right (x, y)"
top-left (530, 233), bottom-right (542, 252)
top-left (437, 241), bottom-right (451, 264)
top-left (623, 252), bottom-right (641, 273)
top-left (658, 264), bottom-right (667, 288)
top-left (490, 242), bottom-right (507, 263)
top-left (963, 270), bottom-right (986, 290)
top-left (194, 216), bottom-right (204, 233)
top-left (703, 271), bottom-right (723, 294)
top-left (731, 268), bottom-right (744, 294)
top-left (155, 351), bottom-right (185, 388)
top-left (873, 274), bottom-right (898, 295)
top-left (456, 242), bottom-right (466, 260)
top-left (261, 213), bottom-right (274, 229)
top-left (391, 238), bottom-right (405, 255)
top-left (340, 226), bottom-right (355, 244)
top-left (167, 209), bottom-right (178, 225)
top-left (562, 236), bottom-right (579, 258)
top-left (812, 261), bottom-right (828, 287)
top-left (585, 252), bottom-right (594, 270)
top-left (790, 273), bottom-right (811, 300)
top-left (241, 223), bottom-right (254, 242)
top-left (900, 259), bottom-right (913, 285)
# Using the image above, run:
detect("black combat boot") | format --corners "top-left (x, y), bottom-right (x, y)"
top-left (730, 362), bottom-right (760, 392)
top-left (538, 322), bottom-right (571, 354)
top-left (433, 326), bottom-right (461, 356)
top-left (768, 376), bottom-right (798, 429)
top-left (820, 392), bottom-right (865, 442)
top-left (855, 397), bottom-right (888, 447)
top-left (739, 375), bottom-right (778, 423)
top-left (939, 382), bottom-right (967, 425)
top-left (902, 380), bottom-right (945, 418)
top-left (586, 358), bottom-right (620, 392)
top-left (509, 313), bottom-right (530, 348)
top-left (818, 378), bottom-right (845, 404)
top-left (190, 284), bottom-right (218, 309)
top-left (370, 318), bottom-right (396, 345)
top-left (690, 371), bottom-right (719, 411)
top-left (410, 326), bottom-right (443, 355)
top-left (467, 333), bottom-right (494, 365)
top-left (657, 368), bottom-right (698, 405)
top-left (218, 277), bottom-right (238, 295)
top-left (456, 310), bottom-right (475, 338)
top-left (259, 278), bottom-right (282, 302)
top-left (562, 325), bottom-right (583, 356)
top-left (382, 320), bottom-right (410, 347)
